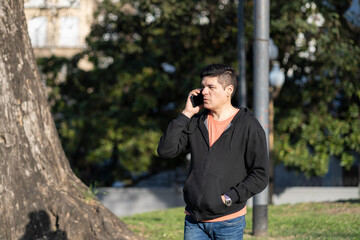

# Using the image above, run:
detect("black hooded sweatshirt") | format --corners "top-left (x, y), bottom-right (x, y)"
top-left (157, 108), bottom-right (269, 222)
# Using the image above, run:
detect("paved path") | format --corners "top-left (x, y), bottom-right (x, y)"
top-left (97, 187), bottom-right (359, 217)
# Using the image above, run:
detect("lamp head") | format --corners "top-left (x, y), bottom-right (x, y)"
top-left (269, 61), bottom-right (285, 88)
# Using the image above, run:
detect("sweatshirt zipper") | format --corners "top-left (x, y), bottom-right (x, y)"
top-left (195, 147), bottom-right (213, 221)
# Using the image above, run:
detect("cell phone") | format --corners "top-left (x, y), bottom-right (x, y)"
top-left (190, 90), bottom-right (204, 107)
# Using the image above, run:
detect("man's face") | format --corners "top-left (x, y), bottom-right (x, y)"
top-left (201, 76), bottom-right (231, 111)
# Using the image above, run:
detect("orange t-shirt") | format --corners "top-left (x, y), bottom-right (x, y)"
top-left (207, 110), bottom-right (238, 147)
top-left (185, 110), bottom-right (247, 222)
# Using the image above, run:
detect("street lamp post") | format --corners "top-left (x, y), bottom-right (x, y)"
top-left (252, 0), bottom-right (270, 236)
top-left (268, 61), bottom-right (285, 204)
top-left (238, 0), bottom-right (247, 108)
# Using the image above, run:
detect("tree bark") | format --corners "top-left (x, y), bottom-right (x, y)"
top-left (0, 1), bottom-right (139, 239)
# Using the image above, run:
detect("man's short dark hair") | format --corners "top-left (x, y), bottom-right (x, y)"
top-left (200, 64), bottom-right (237, 98)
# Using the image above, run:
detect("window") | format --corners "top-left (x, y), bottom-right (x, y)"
top-left (28, 17), bottom-right (47, 47)
top-left (24, 0), bottom-right (45, 8)
top-left (57, 0), bottom-right (80, 8)
top-left (59, 16), bottom-right (79, 47)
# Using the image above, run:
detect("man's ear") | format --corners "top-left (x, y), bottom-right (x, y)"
top-left (226, 85), bottom-right (234, 97)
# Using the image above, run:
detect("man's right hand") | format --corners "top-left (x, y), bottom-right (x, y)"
top-left (182, 89), bottom-right (203, 119)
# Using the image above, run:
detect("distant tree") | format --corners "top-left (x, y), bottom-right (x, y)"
top-left (271, 0), bottom-right (360, 176)
top-left (40, 0), bottom-right (244, 185)
top-left (39, 0), bottom-right (359, 185)
top-left (0, 0), bottom-right (139, 239)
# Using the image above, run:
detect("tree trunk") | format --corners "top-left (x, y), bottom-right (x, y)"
top-left (0, 1), bottom-right (139, 239)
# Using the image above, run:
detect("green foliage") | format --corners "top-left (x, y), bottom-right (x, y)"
top-left (39, 0), bottom-right (243, 185)
top-left (272, 0), bottom-right (360, 176)
top-left (38, 0), bottom-right (360, 184)
top-left (73, 182), bottom-right (99, 204)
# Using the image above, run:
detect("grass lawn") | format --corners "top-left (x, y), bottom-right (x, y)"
top-left (121, 200), bottom-right (360, 240)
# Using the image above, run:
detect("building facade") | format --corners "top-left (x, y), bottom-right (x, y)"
top-left (24, 0), bottom-right (97, 58)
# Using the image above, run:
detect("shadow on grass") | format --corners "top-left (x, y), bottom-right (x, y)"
top-left (336, 198), bottom-right (360, 204)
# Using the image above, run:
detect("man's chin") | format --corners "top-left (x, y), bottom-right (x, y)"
top-left (203, 103), bottom-right (213, 110)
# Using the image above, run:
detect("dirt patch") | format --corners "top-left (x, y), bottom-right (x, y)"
top-left (316, 202), bottom-right (360, 215)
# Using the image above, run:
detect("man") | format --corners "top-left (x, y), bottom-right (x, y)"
top-left (157, 64), bottom-right (269, 240)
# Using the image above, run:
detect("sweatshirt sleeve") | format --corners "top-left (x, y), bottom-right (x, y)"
top-left (157, 113), bottom-right (191, 158)
top-left (226, 119), bottom-right (269, 203)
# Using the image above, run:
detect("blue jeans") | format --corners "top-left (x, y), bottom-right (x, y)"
top-left (184, 215), bottom-right (246, 240)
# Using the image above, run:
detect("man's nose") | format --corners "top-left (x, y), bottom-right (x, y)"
top-left (202, 87), bottom-right (209, 95)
